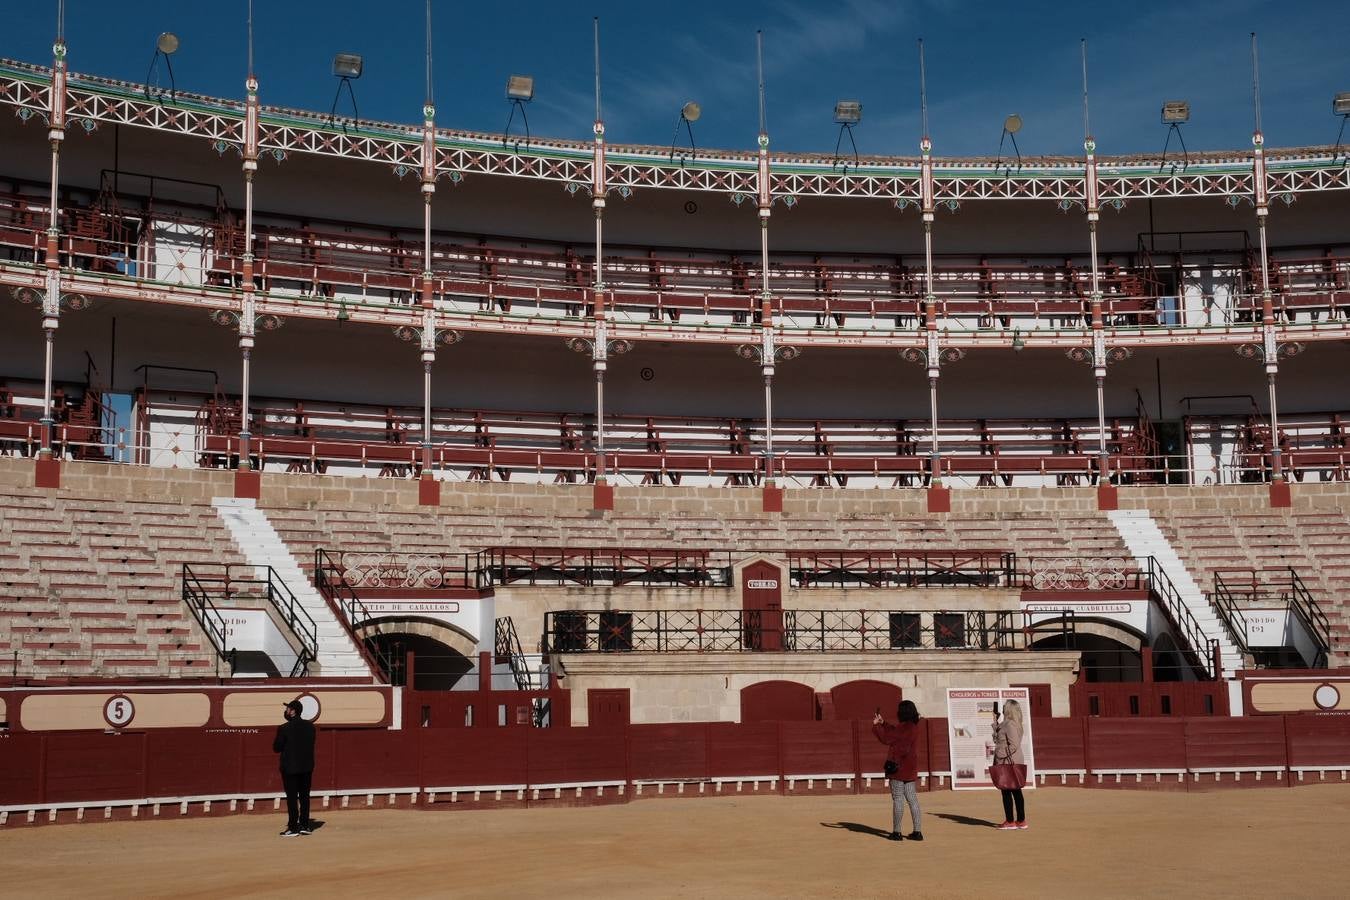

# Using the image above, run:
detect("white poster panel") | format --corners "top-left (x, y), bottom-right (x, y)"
top-left (946, 687), bottom-right (1036, 791)
top-left (1243, 609), bottom-right (1289, 648)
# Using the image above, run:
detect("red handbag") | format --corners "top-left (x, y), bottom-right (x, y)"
top-left (988, 762), bottom-right (1027, 790)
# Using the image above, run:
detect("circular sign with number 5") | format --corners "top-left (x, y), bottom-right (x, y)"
top-left (103, 694), bottom-right (135, 728)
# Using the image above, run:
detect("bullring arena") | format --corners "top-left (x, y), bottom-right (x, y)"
top-left (3, 2), bottom-right (1350, 897)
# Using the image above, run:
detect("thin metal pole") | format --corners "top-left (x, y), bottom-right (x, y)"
top-left (592, 17), bottom-right (609, 486)
top-left (756, 30), bottom-right (775, 483)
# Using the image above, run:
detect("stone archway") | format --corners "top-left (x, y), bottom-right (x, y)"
top-left (1032, 618), bottom-right (1145, 683)
top-left (355, 617), bottom-right (478, 690)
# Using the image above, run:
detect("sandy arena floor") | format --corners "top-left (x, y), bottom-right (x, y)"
top-left (3, 785), bottom-right (1347, 899)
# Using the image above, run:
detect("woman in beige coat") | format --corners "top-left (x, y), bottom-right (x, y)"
top-left (991, 699), bottom-right (1027, 830)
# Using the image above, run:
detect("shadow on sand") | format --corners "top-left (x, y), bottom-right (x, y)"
top-left (933, 812), bottom-right (999, 828)
top-left (821, 821), bottom-right (893, 839)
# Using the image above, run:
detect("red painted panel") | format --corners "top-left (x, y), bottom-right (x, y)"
top-left (779, 721), bottom-right (855, 776)
top-left (926, 717), bottom-right (951, 774)
top-left (44, 732), bottom-right (145, 803)
top-left (830, 680), bottom-right (903, 723)
top-left (1029, 717), bottom-right (1087, 771)
top-left (526, 729), bottom-right (627, 785)
top-left (1184, 717), bottom-right (1287, 770)
top-left (0, 734), bottom-right (45, 804)
top-left (1086, 719), bottom-right (1188, 770)
top-left (629, 724), bottom-right (708, 781)
top-left (1285, 716), bottom-right (1350, 768)
top-left (240, 731), bottom-right (286, 794)
top-left (741, 561), bottom-right (784, 651)
top-left (419, 729), bottom-right (526, 787)
top-left (587, 689), bottom-right (630, 729)
top-left (707, 721), bottom-right (780, 778)
top-left (332, 729), bottom-right (420, 790)
top-left (741, 680), bottom-right (816, 722)
top-left (144, 732), bottom-right (244, 797)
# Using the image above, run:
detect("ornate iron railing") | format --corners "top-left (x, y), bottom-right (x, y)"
top-left (314, 549), bottom-right (395, 681)
top-left (321, 549), bottom-right (480, 591)
top-left (543, 608), bottom-right (1074, 654)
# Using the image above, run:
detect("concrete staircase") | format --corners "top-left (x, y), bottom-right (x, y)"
top-left (211, 497), bottom-right (372, 679)
top-left (1106, 509), bottom-right (1244, 677)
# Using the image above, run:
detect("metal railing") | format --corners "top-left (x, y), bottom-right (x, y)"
top-left (180, 563), bottom-right (317, 676)
top-left (543, 608), bottom-right (1074, 654)
top-left (318, 549), bottom-right (479, 591)
top-left (494, 616), bottom-right (535, 691)
top-left (480, 548), bottom-right (733, 588)
top-left (179, 564), bottom-right (237, 677)
top-left (1142, 557), bottom-right (1221, 680)
top-left (313, 549), bottom-right (396, 681)
top-left (788, 550), bottom-right (1015, 588)
top-left (1213, 567), bottom-right (1331, 664)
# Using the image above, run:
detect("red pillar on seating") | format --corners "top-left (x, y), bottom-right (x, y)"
top-left (419, 474), bottom-right (440, 506)
top-left (234, 468), bottom-right (260, 500)
top-left (34, 456), bottom-right (61, 488)
top-left (593, 480), bottom-right (614, 511)
top-left (1096, 481), bottom-right (1118, 511)
top-left (926, 483), bottom-right (950, 514)
top-left (762, 483), bottom-right (783, 513)
top-left (1268, 480), bottom-right (1291, 508)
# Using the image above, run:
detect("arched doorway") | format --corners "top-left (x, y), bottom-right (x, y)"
top-left (1032, 620), bottom-right (1143, 683)
top-left (356, 618), bottom-right (477, 690)
top-left (741, 680), bottom-right (815, 722)
top-left (831, 680), bottom-right (903, 722)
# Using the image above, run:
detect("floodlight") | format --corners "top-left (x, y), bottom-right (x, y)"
top-left (834, 100), bottom-right (862, 125)
top-left (1161, 100), bottom-right (1189, 124)
top-left (1159, 101), bottom-right (1190, 171)
top-left (145, 32), bottom-right (180, 101)
top-left (681, 101), bottom-right (702, 123)
top-left (995, 114), bottom-right (1023, 172)
top-left (332, 53), bottom-right (364, 80)
top-left (506, 75), bottom-right (534, 102)
top-left (1333, 93), bottom-right (1350, 162)
top-left (670, 102), bottom-right (701, 161)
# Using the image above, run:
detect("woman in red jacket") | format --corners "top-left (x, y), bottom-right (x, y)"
top-left (872, 699), bottom-right (922, 842)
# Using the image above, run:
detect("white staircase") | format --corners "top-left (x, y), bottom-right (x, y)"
top-left (211, 498), bottom-right (372, 679)
top-left (1106, 509), bottom-right (1244, 677)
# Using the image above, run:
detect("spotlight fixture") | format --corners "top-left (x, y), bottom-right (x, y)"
top-left (1333, 92), bottom-right (1350, 162)
top-left (670, 101), bottom-right (701, 162)
top-left (1159, 100), bottom-right (1190, 172)
top-left (503, 75), bottom-right (534, 150)
top-left (1160, 100), bottom-right (1190, 124)
top-left (994, 114), bottom-right (1023, 173)
top-left (833, 100), bottom-right (862, 126)
top-left (332, 53), bottom-right (364, 80)
top-left (329, 53), bottom-right (364, 130)
top-left (832, 100), bottom-right (862, 169)
top-left (506, 74), bottom-right (535, 102)
top-left (144, 31), bottom-right (180, 101)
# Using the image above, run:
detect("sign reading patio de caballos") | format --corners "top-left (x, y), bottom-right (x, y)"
top-left (945, 687), bottom-right (1036, 791)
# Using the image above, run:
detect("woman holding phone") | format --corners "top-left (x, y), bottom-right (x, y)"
top-left (992, 699), bottom-right (1028, 830)
top-left (872, 700), bottom-right (923, 842)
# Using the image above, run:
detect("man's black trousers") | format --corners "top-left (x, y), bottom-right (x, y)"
top-left (282, 770), bottom-right (313, 830)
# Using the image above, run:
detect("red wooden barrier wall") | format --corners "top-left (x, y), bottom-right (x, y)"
top-left (5, 715), bottom-right (1350, 811)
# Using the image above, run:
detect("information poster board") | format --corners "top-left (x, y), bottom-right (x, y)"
top-left (946, 687), bottom-right (1036, 791)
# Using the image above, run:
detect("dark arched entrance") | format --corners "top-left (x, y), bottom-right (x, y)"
top-left (357, 619), bottom-right (478, 690)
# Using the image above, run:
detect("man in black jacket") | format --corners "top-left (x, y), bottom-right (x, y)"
top-left (273, 699), bottom-right (317, 837)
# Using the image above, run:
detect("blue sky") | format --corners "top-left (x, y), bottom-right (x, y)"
top-left (5, 1), bottom-right (1348, 158)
